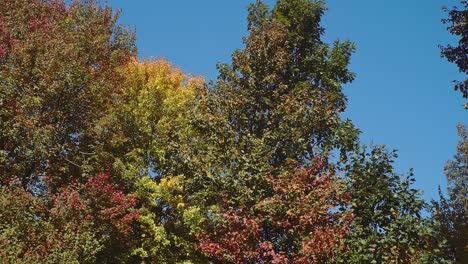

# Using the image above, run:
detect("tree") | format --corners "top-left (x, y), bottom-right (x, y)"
top-left (1, 0), bottom-right (457, 262)
top-left (440, 1), bottom-right (468, 108)
top-left (97, 58), bottom-right (203, 183)
top-left (98, 58), bottom-right (206, 263)
top-left (0, 0), bottom-right (139, 262)
top-left (434, 124), bottom-right (468, 263)
top-left (439, 1), bottom-right (468, 260)
top-left (190, 0), bottom-right (358, 261)
top-left (0, 0), bottom-right (136, 190)
top-left (445, 124), bottom-right (468, 220)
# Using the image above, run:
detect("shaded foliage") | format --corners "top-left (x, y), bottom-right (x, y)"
top-left (0, 172), bottom-right (138, 263)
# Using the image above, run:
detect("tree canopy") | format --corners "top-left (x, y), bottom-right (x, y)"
top-left (0, 0), bottom-right (463, 263)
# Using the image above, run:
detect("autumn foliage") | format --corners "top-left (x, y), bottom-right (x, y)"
top-left (0, 172), bottom-right (138, 263)
top-left (0, 0), bottom-right (462, 263)
top-left (197, 157), bottom-right (352, 263)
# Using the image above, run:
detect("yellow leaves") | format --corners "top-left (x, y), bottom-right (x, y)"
top-left (113, 57), bottom-right (204, 165)
top-left (120, 57), bottom-right (203, 131)
top-left (133, 175), bottom-right (205, 261)
top-left (105, 58), bottom-right (206, 261)
top-left (135, 175), bottom-right (184, 208)
top-left (159, 175), bottom-right (184, 193)
top-left (155, 175), bottom-right (185, 208)
top-left (390, 207), bottom-right (399, 218)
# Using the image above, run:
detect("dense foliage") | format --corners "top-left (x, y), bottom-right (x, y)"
top-left (0, 0), bottom-right (464, 263)
top-left (338, 146), bottom-right (449, 264)
top-left (197, 157), bottom-right (353, 263)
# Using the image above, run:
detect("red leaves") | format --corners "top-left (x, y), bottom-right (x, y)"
top-left (82, 173), bottom-right (139, 235)
top-left (0, 172), bottom-right (137, 262)
top-left (197, 209), bottom-right (262, 262)
top-left (197, 157), bottom-right (353, 263)
top-left (45, 171), bottom-right (139, 255)
top-left (55, 172), bottom-right (140, 236)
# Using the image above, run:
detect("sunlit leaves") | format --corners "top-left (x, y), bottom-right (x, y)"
top-left (102, 58), bottom-right (206, 263)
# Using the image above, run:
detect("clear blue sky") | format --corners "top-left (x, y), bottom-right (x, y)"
top-left (109, 0), bottom-right (466, 201)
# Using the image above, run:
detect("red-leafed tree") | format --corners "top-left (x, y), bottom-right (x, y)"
top-left (0, 172), bottom-right (139, 263)
top-left (84, 173), bottom-right (140, 235)
top-left (197, 157), bottom-right (352, 264)
top-left (55, 172), bottom-right (140, 262)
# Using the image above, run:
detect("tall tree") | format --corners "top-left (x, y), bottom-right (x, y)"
top-left (439, 1), bottom-right (468, 261)
top-left (0, 0), bottom-right (139, 262)
top-left (440, 0), bottom-right (468, 108)
top-left (190, 0), bottom-right (358, 261)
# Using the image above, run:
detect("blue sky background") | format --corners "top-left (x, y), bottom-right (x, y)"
top-left (110, 0), bottom-right (466, 201)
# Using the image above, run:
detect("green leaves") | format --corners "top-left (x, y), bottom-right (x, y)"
top-left (338, 145), bottom-right (450, 263)
top-left (191, 0), bottom-right (358, 206)
top-left (191, 0), bottom-right (360, 262)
